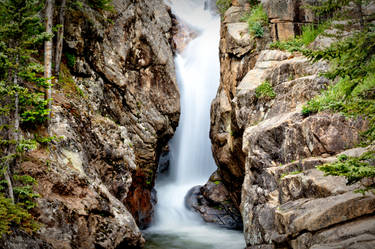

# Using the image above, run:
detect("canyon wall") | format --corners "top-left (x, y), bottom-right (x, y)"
top-left (1, 0), bottom-right (179, 248)
top-left (210, 0), bottom-right (375, 248)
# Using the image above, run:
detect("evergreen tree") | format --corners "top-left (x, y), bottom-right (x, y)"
top-left (0, 0), bottom-right (48, 235)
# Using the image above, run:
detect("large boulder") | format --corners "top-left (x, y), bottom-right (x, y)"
top-left (185, 172), bottom-right (243, 230)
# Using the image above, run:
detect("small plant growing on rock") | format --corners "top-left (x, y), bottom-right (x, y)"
top-left (241, 4), bottom-right (268, 38)
top-left (317, 151), bottom-right (375, 193)
top-left (216, 0), bottom-right (232, 15)
top-left (255, 81), bottom-right (276, 100)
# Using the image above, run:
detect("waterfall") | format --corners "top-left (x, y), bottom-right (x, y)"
top-left (144, 1), bottom-right (244, 248)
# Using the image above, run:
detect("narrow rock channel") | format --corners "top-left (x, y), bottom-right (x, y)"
top-left (143, 1), bottom-right (245, 248)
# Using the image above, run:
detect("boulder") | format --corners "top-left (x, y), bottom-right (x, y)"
top-left (185, 173), bottom-right (243, 230)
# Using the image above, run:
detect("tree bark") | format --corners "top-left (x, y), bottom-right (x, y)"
top-left (45, 0), bottom-right (54, 135)
top-left (5, 56), bottom-right (20, 203)
top-left (55, 0), bottom-right (66, 78)
top-left (355, 0), bottom-right (364, 30)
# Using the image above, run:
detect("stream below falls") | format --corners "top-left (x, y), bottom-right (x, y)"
top-left (144, 1), bottom-right (245, 248)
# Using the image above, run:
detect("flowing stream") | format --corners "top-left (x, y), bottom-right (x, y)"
top-left (144, 1), bottom-right (245, 248)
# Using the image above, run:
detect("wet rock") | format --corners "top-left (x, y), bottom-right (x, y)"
top-left (171, 15), bottom-right (197, 53)
top-left (185, 174), bottom-right (243, 230)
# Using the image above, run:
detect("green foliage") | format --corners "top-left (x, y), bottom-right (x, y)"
top-left (0, 195), bottom-right (40, 235)
top-left (303, 31), bottom-right (375, 84)
top-left (0, 0), bottom-right (51, 125)
top-left (270, 22), bottom-right (329, 52)
top-left (255, 81), bottom-right (276, 100)
top-left (65, 52), bottom-right (76, 68)
top-left (280, 170), bottom-right (303, 179)
top-left (57, 63), bottom-right (86, 98)
top-left (88, 0), bottom-right (113, 10)
top-left (306, 0), bottom-right (350, 17)
top-left (242, 4), bottom-right (268, 38)
top-left (216, 0), bottom-right (232, 15)
top-left (247, 0), bottom-right (260, 5)
top-left (0, 172), bottom-right (40, 235)
top-left (270, 39), bottom-right (304, 52)
top-left (300, 22), bottom-right (329, 45)
top-left (317, 151), bottom-right (375, 191)
top-left (0, 0), bottom-right (47, 236)
top-left (301, 31), bottom-right (375, 145)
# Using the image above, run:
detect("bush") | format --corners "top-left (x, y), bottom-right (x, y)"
top-left (270, 22), bottom-right (329, 52)
top-left (300, 22), bottom-right (329, 46)
top-left (65, 52), bottom-right (76, 69)
top-left (242, 4), bottom-right (268, 38)
top-left (216, 0), bottom-right (232, 15)
top-left (255, 81), bottom-right (276, 100)
top-left (317, 151), bottom-right (375, 192)
top-left (302, 31), bottom-right (375, 145)
top-left (88, 0), bottom-right (113, 10)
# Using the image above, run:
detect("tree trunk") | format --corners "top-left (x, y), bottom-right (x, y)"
top-left (356, 0), bottom-right (364, 30)
top-left (55, 0), bottom-right (66, 78)
top-left (45, 0), bottom-right (54, 135)
top-left (5, 57), bottom-right (20, 203)
top-left (4, 169), bottom-right (14, 202)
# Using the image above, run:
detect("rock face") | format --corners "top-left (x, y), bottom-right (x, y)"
top-left (1, 0), bottom-right (179, 248)
top-left (185, 171), bottom-right (243, 230)
top-left (261, 0), bottom-right (317, 41)
top-left (211, 1), bottom-right (375, 249)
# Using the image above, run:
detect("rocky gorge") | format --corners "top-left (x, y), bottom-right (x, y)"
top-left (0, 0), bottom-right (374, 248)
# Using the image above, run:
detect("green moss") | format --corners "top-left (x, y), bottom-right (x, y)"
top-left (280, 170), bottom-right (302, 179)
top-left (255, 81), bottom-right (276, 100)
top-left (214, 180), bottom-right (221, 185)
top-left (57, 63), bottom-right (86, 98)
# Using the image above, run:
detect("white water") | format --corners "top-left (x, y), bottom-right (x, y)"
top-left (145, 1), bottom-right (245, 248)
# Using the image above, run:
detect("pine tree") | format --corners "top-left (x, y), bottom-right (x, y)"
top-left (0, 0), bottom-right (48, 235)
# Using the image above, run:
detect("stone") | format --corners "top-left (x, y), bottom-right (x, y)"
top-left (275, 192), bottom-right (375, 236)
top-left (185, 178), bottom-right (243, 230)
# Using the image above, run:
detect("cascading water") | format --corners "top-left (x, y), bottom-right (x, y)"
top-left (144, 1), bottom-right (245, 248)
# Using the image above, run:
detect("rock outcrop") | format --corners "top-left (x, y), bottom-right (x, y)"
top-left (1, 0), bottom-right (179, 248)
top-left (211, 1), bottom-right (375, 249)
top-left (185, 171), bottom-right (243, 230)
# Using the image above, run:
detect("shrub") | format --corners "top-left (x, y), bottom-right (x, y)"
top-left (300, 22), bottom-right (329, 46)
top-left (302, 31), bottom-right (375, 145)
top-left (65, 52), bottom-right (76, 69)
top-left (242, 4), bottom-right (268, 38)
top-left (216, 0), bottom-right (232, 15)
top-left (270, 22), bottom-right (329, 51)
top-left (317, 151), bottom-right (375, 193)
top-left (255, 81), bottom-right (276, 100)
top-left (88, 0), bottom-right (113, 10)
